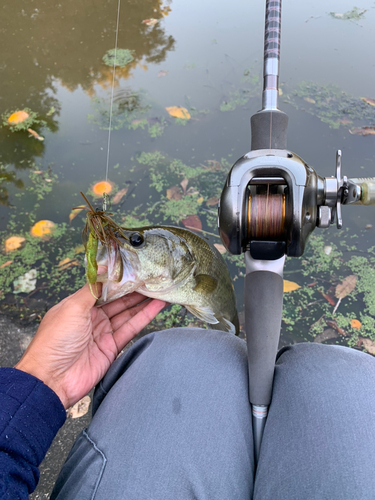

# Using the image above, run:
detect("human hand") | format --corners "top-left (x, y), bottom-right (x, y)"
top-left (15, 272), bottom-right (166, 409)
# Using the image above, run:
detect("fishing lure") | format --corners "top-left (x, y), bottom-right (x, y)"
top-left (76, 192), bottom-right (125, 298)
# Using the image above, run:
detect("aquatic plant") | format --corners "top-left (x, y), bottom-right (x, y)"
top-left (102, 48), bottom-right (135, 67)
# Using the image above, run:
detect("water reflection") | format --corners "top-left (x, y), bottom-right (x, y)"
top-left (0, 0), bottom-right (174, 182)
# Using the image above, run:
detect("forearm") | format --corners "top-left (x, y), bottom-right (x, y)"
top-left (0, 368), bottom-right (66, 498)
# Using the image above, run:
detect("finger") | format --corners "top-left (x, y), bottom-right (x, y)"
top-left (110, 298), bottom-right (153, 331)
top-left (69, 282), bottom-right (103, 311)
top-left (100, 292), bottom-right (147, 319)
top-left (112, 299), bottom-right (167, 352)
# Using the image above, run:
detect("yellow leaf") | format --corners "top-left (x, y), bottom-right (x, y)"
top-left (58, 258), bottom-right (79, 269)
top-left (5, 236), bottom-right (25, 252)
top-left (74, 244), bottom-right (85, 254)
top-left (30, 220), bottom-right (56, 240)
top-left (304, 97), bottom-right (316, 104)
top-left (8, 110), bottom-right (29, 125)
top-left (197, 196), bottom-right (204, 204)
top-left (69, 206), bottom-right (86, 222)
top-left (361, 97), bottom-right (375, 107)
top-left (283, 280), bottom-right (301, 292)
top-left (165, 106), bottom-right (191, 119)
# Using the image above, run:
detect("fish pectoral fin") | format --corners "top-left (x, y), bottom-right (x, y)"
top-left (185, 304), bottom-right (219, 325)
top-left (218, 318), bottom-right (237, 335)
top-left (193, 274), bottom-right (218, 295)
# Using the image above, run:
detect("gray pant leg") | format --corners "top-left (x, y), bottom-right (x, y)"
top-left (51, 328), bottom-right (254, 500)
top-left (254, 343), bottom-right (375, 500)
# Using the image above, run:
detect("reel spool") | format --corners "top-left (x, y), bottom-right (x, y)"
top-left (248, 193), bottom-right (285, 240)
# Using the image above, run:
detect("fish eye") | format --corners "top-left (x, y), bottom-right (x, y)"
top-left (129, 233), bottom-right (144, 247)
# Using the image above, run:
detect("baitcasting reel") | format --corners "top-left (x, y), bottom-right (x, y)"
top-left (218, 148), bottom-right (370, 260)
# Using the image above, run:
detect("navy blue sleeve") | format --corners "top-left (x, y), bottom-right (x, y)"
top-left (0, 368), bottom-right (66, 499)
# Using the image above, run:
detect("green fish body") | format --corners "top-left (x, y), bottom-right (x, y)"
top-left (95, 226), bottom-right (239, 334)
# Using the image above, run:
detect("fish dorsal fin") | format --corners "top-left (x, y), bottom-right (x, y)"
top-left (185, 304), bottom-right (219, 325)
top-left (193, 274), bottom-right (218, 295)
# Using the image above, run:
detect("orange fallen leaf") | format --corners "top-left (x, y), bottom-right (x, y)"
top-left (166, 186), bottom-right (182, 201)
top-left (206, 196), bottom-right (219, 207)
top-left (0, 260), bottom-right (13, 269)
top-left (318, 290), bottom-right (336, 306)
top-left (349, 126), bottom-right (375, 136)
top-left (142, 18), bottom-right (158, 26)
top-left (350, 319), bottom-right (361, 329)
top-left (361, 97), bottom-right (375, 107)
top-left (30, 220), bottom-right (56, 240)
top-left (165, 106), bottom-right (191, 119)
top-left (69, 206), bottom-right (86, 222)
top-left (5, 236), bottom-right (25, 252)
top-left (181, 215), bottom-right (202, 231)
top-left (58, 258), bottom-right (80, 269)
top-left (214, 243), bottom-right (226, 254)
top-left (112, 187), bottom-right (128, 204)
top-left (8, 110), bottom-right (29, 125)
top-left (27, 128), bottom-right (44, 141)
top-left (92, 180), bottom-right (114, 196)
top-left (283, 280), bottom-right (301, 292)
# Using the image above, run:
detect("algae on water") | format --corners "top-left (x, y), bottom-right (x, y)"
top-left (102, 48), bottom-right (135, 67)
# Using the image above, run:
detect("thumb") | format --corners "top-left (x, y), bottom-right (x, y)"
top-left (72, 281), bottom-right (102, 310)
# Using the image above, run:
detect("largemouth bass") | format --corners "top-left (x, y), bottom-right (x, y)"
top-left (95, 226), bottom-right (239, 334)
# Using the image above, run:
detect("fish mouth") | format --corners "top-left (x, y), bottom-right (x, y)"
top-left (96, 240), bottom-right (140, 305)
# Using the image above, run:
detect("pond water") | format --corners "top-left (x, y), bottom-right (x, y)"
top-left (1, 0), bottom-right (375, 353)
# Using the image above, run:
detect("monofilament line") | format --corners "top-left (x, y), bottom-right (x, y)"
top-left (104, 0), bottom-right (121, 210)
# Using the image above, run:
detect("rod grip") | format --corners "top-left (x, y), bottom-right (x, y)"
top-left (245, 270), bottom-right (284, 406)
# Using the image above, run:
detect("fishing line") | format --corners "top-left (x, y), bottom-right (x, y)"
top-left (103, 0), bottom-right (122, 211)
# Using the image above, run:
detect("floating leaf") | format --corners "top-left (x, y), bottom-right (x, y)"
top-left (157, 70), bottom-right (169, 78)
top-left (8, 110), bottom-right (29, 124)
top-left (69, 205), bottom-right (86, 222)
top-left (5, 236), bottom-right (25, 252)
top-left (166, 186), bottom-right (182, 201)
top-left (314, 328), bottom-right (339, 343)
top-left (180, 178), bottom-right (188, 194)
top-left (92, 180), bottom-right (114, 197)
top-left (326, 319), bottom-right (346, 336)
top-left (67, 395), bottom-right (91, 419)
top-left (283, 280), bottom-right (301, 292)
top-left (197, 196), bottom-right (204, 204)
top-left (214, 243), bottom-right (226, 254)
top-left (181, 215), bottom-right (202, 231)
top-left (359, 337), bottom-right (375, 355)
top-left (13, 269), bottom-right (37, 294)
top-left (30, 220), bottom-right (56, 240)
top-left (335, 275), bottom-right (357, 299)
top-left (112, 187), bottom-right (128, 204)
top-left (74, 244), bottom-right (85, 254)
top-left (27, 128), bottom-right (44, 141)
top-left (0, 260), bottom-right (13, 269)
top-left (351, 318), bottom-right (361, 329)
top-left (324, 245), bottom-right (332, 255)
top-left (58, 258), bottom-right (80, 270)
top-left (361, 97), bottom-right (375, 107)
top-left (142, 18), bottom-right (158, 26)
top-left (165, 106), bottom-right (191, 119)
top-left (304, 97), bottom-right (316, 104)
top-left (206, 196), bottom-right (219, 207)
top-left (349, 126), bottom-right (375, 136)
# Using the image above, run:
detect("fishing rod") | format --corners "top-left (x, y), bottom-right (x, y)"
top-left (218, 0), bottom-right (375, 466)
